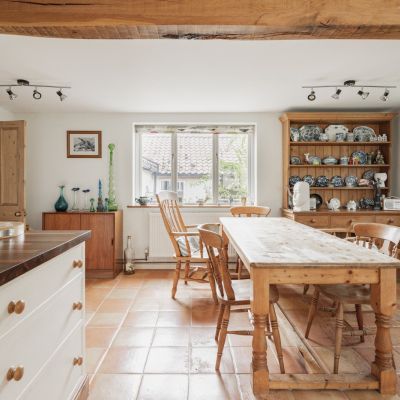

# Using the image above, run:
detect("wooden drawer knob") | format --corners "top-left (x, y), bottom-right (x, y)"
top-left (73, 357), bottom-right (83, 366)
top-left (388, 219), bottom-right (394, 224)
top-left (310, 219), bottom-right (316, 223)
top-left (7, 300), bottom-right (25, 315)
top-left (72, 302), bottom-right (83, 310)
top-left (72, 260), bottom-right (83, 269)
top-left (6, 366), bottom-right (24, 381)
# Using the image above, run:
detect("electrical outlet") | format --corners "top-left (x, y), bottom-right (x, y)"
top-left (144, 247), bottom-right (149, 260)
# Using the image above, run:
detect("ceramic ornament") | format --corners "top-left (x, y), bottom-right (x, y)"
top-left (293, 181), bottom-right (310, 212)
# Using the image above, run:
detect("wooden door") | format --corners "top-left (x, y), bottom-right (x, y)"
top-left (0, 121), bottom-right (26, 222)
top-left (42, 213), bottom-right (81, 230)
top-left (80, 214), bottom-right (114, 270)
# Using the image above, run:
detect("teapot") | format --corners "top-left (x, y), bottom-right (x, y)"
top-left (135, 196), bottom-right (149, 206)
top-left (327, 197), bottom-right (341, 211)
top-left (346, 200), bottom-right (357, 211)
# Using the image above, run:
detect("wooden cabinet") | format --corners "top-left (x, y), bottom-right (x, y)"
top-left (280, 112), bottom-right (400, 230)
top-left (43, 211), bottom-right (123, 278)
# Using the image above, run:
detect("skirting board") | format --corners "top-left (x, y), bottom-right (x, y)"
top-left (133, 262), bottom-right (237, 270)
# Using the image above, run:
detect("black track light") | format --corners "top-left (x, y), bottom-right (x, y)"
top-left (56, 89), bottom-right (67, 101)
top-left (380, 88), bottom-right (390, 102)
top-left (307, 89), bottom-right (316, 101)
top-left (6, 87), bottom-right (17, 100)
top-left (357, 88), bottom-right (369, 100)
top-left (33, 88), bottom-right (42, 100)
top-left (331, 88), bottom-right (342, 100)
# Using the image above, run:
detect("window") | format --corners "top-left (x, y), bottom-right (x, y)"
top-left (136, 125), bottom-right (254, 204)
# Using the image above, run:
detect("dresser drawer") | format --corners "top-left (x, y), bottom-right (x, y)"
top-left (295, 215), bottom-right (330, 228)
top-left (0, 274), bottom-right (83, 400)
top-left (375, 215), bottom-right (400, 226)
top-left (330, 215), bottom-right (375, 230)
top-left (21, 322), bottom-right (84, 400)
top-left (0, 244), bottom-right (84, 338)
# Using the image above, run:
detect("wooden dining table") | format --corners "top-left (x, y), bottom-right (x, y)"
top-left (220, 217), bottom-right (400, 397)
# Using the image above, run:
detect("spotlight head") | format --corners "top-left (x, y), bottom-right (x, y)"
top-left (380, 89), bottom-right (390, 102)
top-left (357, 89), bottom-right (369, 100)
top-left (307, 89), bottom-right (316, 101)
top-left (33, 89), bottom-right (42, 100)
top-left (56, 89), bottom-right (67, 101)
top-left (331, 88), bottom-right (342, 100)
top-left (6, 87), bottom-right (17, 100)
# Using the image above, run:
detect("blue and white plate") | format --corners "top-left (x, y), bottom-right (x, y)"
top-left (353, 126), bottom-right (376, 142)
top-left (331, 175), bottom-right (344, 187)
top-left (351, 150), bottom-right (367, 165)
top-left (345, 175), bottom-right (358, 187)
top-left (290, 128), bottom-right (300, 141)
top-left (302, 175), bottom-right (315, 186)
top-left (299, 125), bottom-right (321, 141)
top-left (322, 156), bottom-right (338, 165)
top-left (362, 170), bottom-right (375, 181)
top-left (290, 156), bottom-right (301, 165)
top-left (315, 175), bottom-right (329, 187)
top-left (289, 176), bottom-right (301, 186)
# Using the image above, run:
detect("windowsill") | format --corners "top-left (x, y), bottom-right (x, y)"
top-left (127, 204), bottom-right (234, 209)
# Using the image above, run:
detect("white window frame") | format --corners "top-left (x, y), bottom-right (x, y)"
top-left (134, 124), bottom-right (256, 205)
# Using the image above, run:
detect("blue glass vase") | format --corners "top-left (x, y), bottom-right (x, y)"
top-left (55, 185), bottom-right (68, 212)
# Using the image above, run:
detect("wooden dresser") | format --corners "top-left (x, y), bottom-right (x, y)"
top-left (43, 211), bottom-right (123, 278)
top-left (0, 231), bottom-right (90, 400)
top-left (281, 112), bottom-right (400, 230)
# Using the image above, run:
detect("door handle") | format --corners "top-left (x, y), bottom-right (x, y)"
top-left (14, 211), bottom-right (22, 217)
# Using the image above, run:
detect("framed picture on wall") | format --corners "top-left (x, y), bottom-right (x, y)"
top-left (67, 131), bottom-right (102, 158)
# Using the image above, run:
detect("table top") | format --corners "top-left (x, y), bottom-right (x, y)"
top-left (220, 217), bottom-right (400, 269)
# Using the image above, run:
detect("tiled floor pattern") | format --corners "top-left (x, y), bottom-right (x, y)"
top-left (85, 270), bottom-right (400, 400)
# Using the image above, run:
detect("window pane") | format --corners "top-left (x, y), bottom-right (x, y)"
top-left (141, 133), bottom-right (171, 200)
top-left (218, 133), bottom-right (249, 204)
top-left (177, 133), bottom-right (213, 204)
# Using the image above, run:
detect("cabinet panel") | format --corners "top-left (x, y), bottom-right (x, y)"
top-left (80, 214), bottom-right (114, 270)
top-left (43, 213), bottom-right (81, 230)
top-left (375, 215), bottom-right (400, 226)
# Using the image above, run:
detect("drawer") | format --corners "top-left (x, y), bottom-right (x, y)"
top-left (295, 215), bottom-right (330, 228)
top-left (0, 274), bottom-right (83, 400)
top-left (0, 244), bottom-right (84, 338)
top-left (330, 215), bottom-right (375, 229)
top-left (21, 322), bottom-right (84, 400)
top-left (375, 215), bottom-right (400, 226)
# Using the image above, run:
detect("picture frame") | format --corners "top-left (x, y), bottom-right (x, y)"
top-left (67, 131), bottom-right (102, 158)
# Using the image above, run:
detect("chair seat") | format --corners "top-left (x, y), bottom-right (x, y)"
top-left (317, 284), bottom-right (370, 304)
top-left (218, 280), bottom-right (279, 304)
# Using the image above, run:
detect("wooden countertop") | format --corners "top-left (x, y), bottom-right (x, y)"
top-left (0, 230), bottom-right (91, 287)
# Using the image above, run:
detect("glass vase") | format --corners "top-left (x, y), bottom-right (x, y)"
top-left (54, 185), bottom-right (68, 212)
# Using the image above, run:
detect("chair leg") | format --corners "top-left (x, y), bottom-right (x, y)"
top-left (215, 304), bottom-right (226, 342)
top-left (305, 287), bottom-right (320, 339)
top-left (331, 300), bottom-right (338, 317)
top-left (171, 260), bottom-right (182, 299)
top-left (334, 302), bottom-right (344, 374)
top-left (237, 258), bottom-right (242, 280)
top-left (216, 305), bottom-right (230, 371)
top-left (303, 284), bottom-right (310, 295)
top-left (207, 260), bottom-right (218, 305)
top-left (184, 261), bottom-right (190, 285)
top-left (355, 304), bottom-right (364, 343)
top-left (269, 303), bottom-right (285, 373)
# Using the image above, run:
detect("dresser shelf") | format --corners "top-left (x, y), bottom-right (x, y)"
top-left (290, 164), bottom-right (390, 168)
top-left (290, 141), bottom-right (391, 146)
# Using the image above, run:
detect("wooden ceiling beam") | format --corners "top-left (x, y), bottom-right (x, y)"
top-left (0, 0), bottom-right (400, 39)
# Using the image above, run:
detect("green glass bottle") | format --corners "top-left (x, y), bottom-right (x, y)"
top-left (55, 185), bottom-right (68, 212)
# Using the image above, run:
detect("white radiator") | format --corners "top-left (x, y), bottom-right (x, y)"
top-left (148, 211), bottom-right (236, 260)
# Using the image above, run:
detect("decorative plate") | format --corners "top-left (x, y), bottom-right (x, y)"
top-left (315, 175), bottom-right (329, 187)
top-left (331, 175), bottom-right (344, 187)
top-left (328, 197), bottom-right (341, 211)
top-left (289, 176), bottom-right (301, 186)
top-left (353, 126), bottom-right (376, 142)
top-left (290, 128), bottom-right (300, 141)
top-left (345, 175), bottom-right (359, 187)
top-left (325, 125), bottom-right (349, 142)
top-left (360, 197), bottom-right (375, 209)
top-left (310, 193), bottom-right (323, 209)
top-left (351, 150), bottom-right (367, 165)
top-left (290, 156), bottom-right (301, 165)
top-left (362, 170), bottom-right (375, 181)
top-left (302, 175), bottom-right (315, 186)
top-left (322, 156), bottom-right (338, 165)
top-left (299, 125), bottom-right (321, 141)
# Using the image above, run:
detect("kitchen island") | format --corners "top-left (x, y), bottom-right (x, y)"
top-left (0, 230), bottom-right (91, 400)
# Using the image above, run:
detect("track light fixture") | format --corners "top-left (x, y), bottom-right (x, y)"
top-left (307, 89), bottom-right (316, 101)
top-left (6, 87), bottom-right (17, 100)
top-left (0, 79), bottom-right (70, 101)
top-left (380, 88), bottom-right (390, 102)
top-left (302, 80), bottom-right (395, 102)
top-left (331, 88), bottom-right (342, 100)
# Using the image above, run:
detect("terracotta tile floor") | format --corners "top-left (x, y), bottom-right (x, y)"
top-left (86, 270), bottom-right (400, 400)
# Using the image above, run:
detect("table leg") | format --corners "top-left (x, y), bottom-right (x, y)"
top-left (370, 268), bottom-right (397, 395)
top-left (251, 268), bottom-right (269, 396)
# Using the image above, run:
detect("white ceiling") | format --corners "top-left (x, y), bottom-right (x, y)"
top-left (0, 35), bottom-right (400, 113)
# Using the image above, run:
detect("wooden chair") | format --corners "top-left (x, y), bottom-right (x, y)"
top-left (156, 191), bottom-right (219, 304)
top-left (198, 223), bottom-right (285, 373)
top-left (305, 223), bottom-right (400, 374)
top-left (230, 205), bottom-right (271, 279)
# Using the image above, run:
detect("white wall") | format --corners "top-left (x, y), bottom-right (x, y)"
top-left (0, 107), bottom-right (16, 120)
top-left (12, 112), bottom-right (282, 259)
